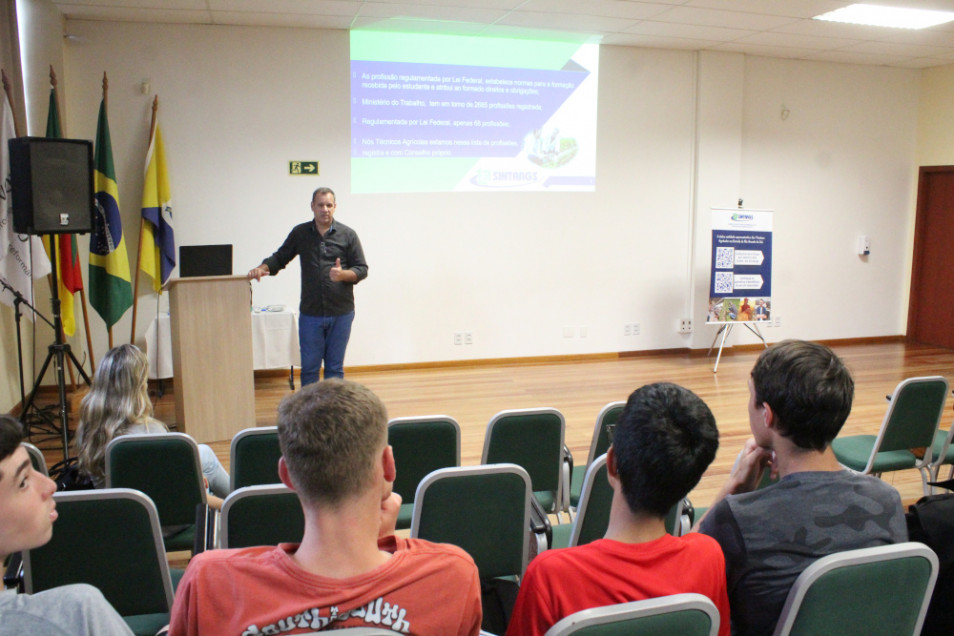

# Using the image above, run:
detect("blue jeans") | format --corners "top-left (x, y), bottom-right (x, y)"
top-left (298, 311), bottom-right (355, 386)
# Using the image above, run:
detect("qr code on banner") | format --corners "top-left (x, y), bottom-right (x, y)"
top-left (715, 247), bottom-right (734, 269)
top-left (714, 272), bottom-right (734, 294)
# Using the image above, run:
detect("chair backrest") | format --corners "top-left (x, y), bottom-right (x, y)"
top-left (23, 442), bottom-right (48, 476)
top-left (22, 488), bottom-right (175, 617)
top-left (106, 433), bottom-right (206, 526)
top-left (569, 454), bottom-right (612, 547)
top-left (482, 408), bottom-right (565, 495)
top-left (544, 593), bottom-right (720, 636)
top-left (772, 542), bottom-right (939, 636)
top-left (387, 415), bottom-right (460, 505)
top-left (587, 402), bottom-right (625, 467)
top-left (411, 463), bottom-right (531, 580)
top-left (230, 426), bottom-right (282, 490)
top-left (220, 484), bottom-right (305, 549)
top-left (868, 376), bottom-right (949, 470)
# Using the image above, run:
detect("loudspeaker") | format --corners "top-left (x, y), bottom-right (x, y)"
top-left (9, 137), bottom-right (94, 235)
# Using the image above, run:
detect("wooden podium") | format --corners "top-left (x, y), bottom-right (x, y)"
top-left (169, 276), bottom-right (255, 443)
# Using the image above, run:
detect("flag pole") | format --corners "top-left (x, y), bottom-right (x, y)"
top-left (130, 95), bottom-right (158, 344)
top-left (100, 72), bottom-right (115, 350)
top-left (2, 69), bottom-right (21, 136)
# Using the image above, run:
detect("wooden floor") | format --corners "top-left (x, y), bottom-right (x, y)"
top-left (32, 340), bottom-right (954, 509)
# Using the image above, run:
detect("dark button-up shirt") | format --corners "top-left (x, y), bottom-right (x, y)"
top-left (262, 220), bottom-right (368, 317)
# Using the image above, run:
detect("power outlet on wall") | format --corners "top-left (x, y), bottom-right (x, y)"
top-left (679, 318), bottom-right (693, 334)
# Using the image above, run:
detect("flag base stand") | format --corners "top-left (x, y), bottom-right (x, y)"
top-left (17, 238), bottom-right (91, 462)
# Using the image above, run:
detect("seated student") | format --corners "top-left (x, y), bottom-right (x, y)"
top-left (506, 382), bottom-right (729, 636)
top-left (169, 379), bottom-right (482, 636)
top-left (0, 415), bottom-right (133, 635)
top-left (697, 339), bottom-right (907, 636)
top-left (74, 344), bottom-right (229, 502)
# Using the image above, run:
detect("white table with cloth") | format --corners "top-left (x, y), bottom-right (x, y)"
top-left (145, 309), bottom-right (301, 387)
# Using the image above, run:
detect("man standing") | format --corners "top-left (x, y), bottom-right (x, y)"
top-left (0, 415), bottom-right (133, 635)
top-left (249, 187), bottom-right (367, 385)
top-left (170, 379), bottom-right (482, 635)
top-left (696, 339), bottom-right (907, 636)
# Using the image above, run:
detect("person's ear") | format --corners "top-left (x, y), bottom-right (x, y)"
top-left (762, 402), bottom-right (776, 429)
top-left (278, 456), bottom-right (296, 491)
top-left (606, 445), bottom-right (621, 489)
top-left (382, 445), bottom-right (396, 484)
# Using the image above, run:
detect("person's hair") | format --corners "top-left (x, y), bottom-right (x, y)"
top-left (277, 379), bottom-right (387, 506)
top-left (751, 339), bottom-right (854, 451)
top-left (75, 344), bottom-right (164, 482)
top-left (0, 416), bottom-right (25, 481)
top-left (312, 187), bottom-right (336, 204)
top-left (613, 383), bottom-right (719, 517)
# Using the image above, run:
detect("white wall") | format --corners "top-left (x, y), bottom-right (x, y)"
top-left (1, 14), bottom-right (923, 406)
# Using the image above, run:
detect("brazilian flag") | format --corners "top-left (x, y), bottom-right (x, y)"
top-left (89, 99), bottom-right (133, 328)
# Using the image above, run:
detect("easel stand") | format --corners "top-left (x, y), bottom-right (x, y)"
top-left (707, 322), bottom-right (768, 373)
top-left (18, 240), bottom-right (91, 461)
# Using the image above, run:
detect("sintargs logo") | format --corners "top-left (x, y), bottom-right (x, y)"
top-left (731, 213), bottom-right (754, 222)
top-left (470, 169), bottom-right (538, 189)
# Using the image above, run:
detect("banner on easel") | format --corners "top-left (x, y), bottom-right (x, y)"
top-left (707, 208), bottom-right (773, 324)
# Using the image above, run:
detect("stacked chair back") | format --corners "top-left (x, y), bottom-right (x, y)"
top-left (771, 542), bottom-right (938, 636)
top-left (543, 593), bottom-right (719, 636)
top-left (387, 415), bottom-right (461, 530)
top-left (230, 426), bottom-right (282, 490)
top-left (411, 463), bottom-right (531, 580)
top-left (220, 484), bottom-right (305, 548)
top-left (832, 376), bottom-right (948, 495)
top-left (570, 402), bottom-right (624, 509)
top-left (106, 432), bottom-right (207, 552)
top-left (483, 408), bottom-right (565, 515)
top-left (22, 488), bottom-right (175, 636)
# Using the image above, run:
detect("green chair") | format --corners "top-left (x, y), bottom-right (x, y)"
top-left (551, 454), bottom-right (611, 549)
top-left (22, 488), bottom-right (176, 636)
top-left (832, 376), bottom-right (949, 496)
top-left (23, 442), bottom-right (48, 476)
top-left (567, 402), bottom-right (623, 509)
top-left (771, 542), bottom-right (938, 636)
top-left (927, 400), bottom-right (954, 486)
top-left (106, 432), bottom-right (209, 553)
top-left (387, 415), bottom-right (460, 530)
top-left (543, 593), bottom-right (720, 636)
top-left (220, 484), bottom-right (305, 548)
top-left (483, 407), bottom-right (567, 522)
top-left (411, 463), bottom-right (531, 580)
top-left (230, 426), bottom-right (282, 490)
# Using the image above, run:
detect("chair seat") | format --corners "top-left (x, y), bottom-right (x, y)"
top-left (569, 465), bottom-right (585, 509)
top-left (162, 525), bottom-right (196, 553)
top-left (534, 490), bottom-right (556, 513)
top-left (832, 435), bottom-right (919, 473)
top-left (550, 523), bottom-right (572, 550)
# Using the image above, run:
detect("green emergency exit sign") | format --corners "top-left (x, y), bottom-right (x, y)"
top-left (289, 161), bottom-right (319, 175)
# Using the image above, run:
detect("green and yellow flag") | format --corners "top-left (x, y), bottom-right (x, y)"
top-left (89, 99), bottom-right (132, 328)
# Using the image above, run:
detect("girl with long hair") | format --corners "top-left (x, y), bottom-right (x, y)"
top-left (75, 344), bottom-right (229, 498)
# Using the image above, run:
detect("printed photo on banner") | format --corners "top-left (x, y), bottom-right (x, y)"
top-left (708, 209), bottom-right (773, 324)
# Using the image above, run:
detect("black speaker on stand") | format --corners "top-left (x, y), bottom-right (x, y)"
top-left (9, 137), bottom-right (94, 461)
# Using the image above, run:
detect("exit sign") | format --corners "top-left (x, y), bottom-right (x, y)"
top-left (289, 161), bottom-right (319, 175)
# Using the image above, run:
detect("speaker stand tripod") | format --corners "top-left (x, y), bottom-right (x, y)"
top-left (18, 237), bottom-right (91, 462)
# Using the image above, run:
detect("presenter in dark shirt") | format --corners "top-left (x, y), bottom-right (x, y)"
top-left (248, 187), bottom-right (368, 385)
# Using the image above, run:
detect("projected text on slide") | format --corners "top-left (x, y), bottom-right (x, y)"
top-left (350, 33), bottom-right (598, 194)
